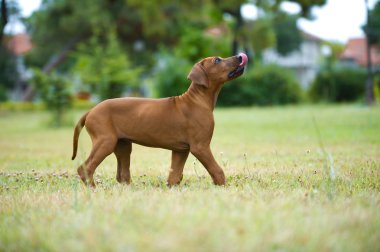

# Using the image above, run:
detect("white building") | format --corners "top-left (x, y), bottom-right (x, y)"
top-left (262, 32), bottom-right (324, 89)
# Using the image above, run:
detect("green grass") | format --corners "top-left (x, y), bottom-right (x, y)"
top-left (0, 104), bottom-right (379, 251)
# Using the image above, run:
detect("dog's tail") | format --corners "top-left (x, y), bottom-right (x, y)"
top-left (72, 112), bottom-right (89, 160)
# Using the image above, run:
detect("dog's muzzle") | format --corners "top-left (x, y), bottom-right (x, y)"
top-left (228, 52), bottom-right (248, 79)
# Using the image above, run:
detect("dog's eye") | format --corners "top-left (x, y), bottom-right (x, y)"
top-left (214, 58), bottom-right (222, 64)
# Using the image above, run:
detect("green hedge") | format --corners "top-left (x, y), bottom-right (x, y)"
top-left (309, 67), bottom-right (366, 102)
top-left (218, 64), bottom-right (303, 106)
top-left (153, 62), bottom-right (303, 106)
top-left (0, 100), bottom-right (94, 112)
top-left (0, 85), bottom-right (7, 102)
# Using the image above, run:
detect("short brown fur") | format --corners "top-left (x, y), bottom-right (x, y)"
top-left (72, 55), bottom-right (246, 187)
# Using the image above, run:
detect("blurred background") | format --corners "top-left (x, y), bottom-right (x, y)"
top-left (0, 0), bottom-right (379, 126)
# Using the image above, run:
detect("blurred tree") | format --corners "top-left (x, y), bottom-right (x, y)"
top-left (0, 0), bottom-right (19, 40)
top-left (213, 0), bottom-right (247, 55)
top-left (26, 0), bottom-right (113, 69)
top-left (244, 18), bottom-right (276, 61)
top-left (363, 0), bottom-right (380, 105)
top-left (152, 26), bottom-right (230, 98)
top-left (286, 0), bottom-right (326, 17)
top-left (26, 0), bottom-right (219, 69)
top-left (26, 0), bottom-right (328, 69)
top-left (273, 12), bottom-right (302, 56)
top-left (236, 11), bottom-right (302, 62)
top-left (0, 0), bottom-right (20, 100)
top-left (72, 31), bottom-right (142, 100)
top-left (24, 0), bottom-right (223, 100)
top-left (31, 69), bottom-right (72, 127)
top-left (23, 0), bottom-right (328, 104)
top-left (0, 46), bottom-right (17, 101)
top-left (214, 0), bottom-right (326, 58)
top-left (0, 0), bottom-right (7, 40)
top-left (322, 41), bottom-right (344, 62)
top-left (24, 0), bottom-right (143, 99)
top-left (364, 1), bottom-right (380, 45)
top-left (174, 25), bottom-right (230, 62)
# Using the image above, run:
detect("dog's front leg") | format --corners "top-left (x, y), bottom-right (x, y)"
top-left (190, 146), bottom-right (225, 186)
top-left (167, 150), bottom-right (189, 187)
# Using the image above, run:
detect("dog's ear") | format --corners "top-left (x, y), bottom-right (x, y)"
top-left (187, 64), bottom-right (209, 88)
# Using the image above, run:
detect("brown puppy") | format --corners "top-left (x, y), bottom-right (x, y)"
top-left (72, 53), bottom-right (248, 187)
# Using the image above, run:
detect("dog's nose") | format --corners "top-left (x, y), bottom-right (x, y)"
top-left (237, 55), bottom-right (242, 63)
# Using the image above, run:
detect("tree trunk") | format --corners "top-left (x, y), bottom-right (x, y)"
top-left (365, 38), bottom-right (374, 105)
top-left (223, 8), bottom-right (243, 56)
top-left (365, 0), bottom-right (374, 106)
top-left (0, 0), bottom-right (8, 42)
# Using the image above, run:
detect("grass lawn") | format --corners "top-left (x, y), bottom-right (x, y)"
top-left (0, 104), bottom-right (379, 251)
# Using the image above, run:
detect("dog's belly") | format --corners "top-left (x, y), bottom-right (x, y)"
top-left (130, 138), bottom-right (190, 151)
top-left (109, 98), bottom-right (190, 151)
top-left (117, 117), bottom-right (190, 151)
top-left (119, 127), bottom-right (190, 151)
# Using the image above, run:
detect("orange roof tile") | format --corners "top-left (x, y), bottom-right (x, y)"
top-left (5, 33), bottom-right (33, 55)
top-left (340, 37), bottom-right (380, 66)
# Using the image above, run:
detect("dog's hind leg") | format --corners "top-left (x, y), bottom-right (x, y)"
top-left (167, 150), bottom-right (189, 186)
top-left (114, 139), bottom-right (132, 184)
top-left (77, 137), bottom-right (117, 187)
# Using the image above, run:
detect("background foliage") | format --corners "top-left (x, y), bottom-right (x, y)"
top-left (364, 0), bottom-right (380, 45)
top-left (30, 69), bottom-right (72, 127)
top-left (218, 64), bottom-right (303, 106)
top-left (0, 45), bottom-right (17, 101)
top-left (72, 31), bottom-right (142, 100)
top-left (152, 52), bottom-right (192, 98)
top-left (309, 67), bottom-right (366, 103)
top-left (2, 0), bottom-right (378, 108)
top-left (19, 0), bottom-right (329, 104)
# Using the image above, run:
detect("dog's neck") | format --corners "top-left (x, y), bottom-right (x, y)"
top-left (182, 82), bottom-right (223, 111)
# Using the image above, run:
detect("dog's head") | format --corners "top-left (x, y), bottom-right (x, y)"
top-left (187, 53), bottom-right (248, 88)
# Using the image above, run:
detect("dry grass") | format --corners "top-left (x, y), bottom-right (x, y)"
top-left (0, 104), bottom-right (379, 251)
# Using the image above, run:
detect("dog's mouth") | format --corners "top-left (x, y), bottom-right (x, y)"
top-left (228, 66), bottom-right (245, 79)
top-left (228, 52), bottom-right (248, 79)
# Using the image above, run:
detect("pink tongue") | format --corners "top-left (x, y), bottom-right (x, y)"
top-left (239, 52), bottom-right (248, 67)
